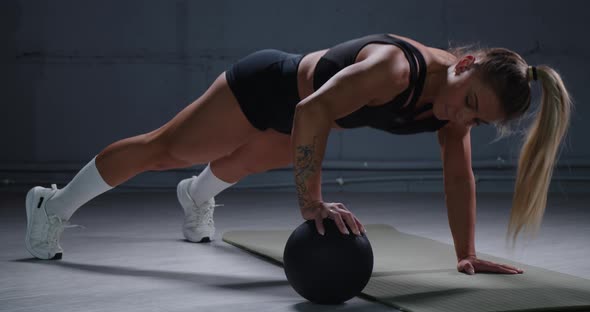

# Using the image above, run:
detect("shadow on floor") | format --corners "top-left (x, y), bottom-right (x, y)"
top-left (13, 258), bottom-right (291, 293)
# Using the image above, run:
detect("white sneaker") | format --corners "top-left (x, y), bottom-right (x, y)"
top-left (176, 177), bottom-right (221, 243)
top-left (25, 184), bottom-right (66, 260)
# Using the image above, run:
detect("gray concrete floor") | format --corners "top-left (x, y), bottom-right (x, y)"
top-left (1, 190), bottom-right (589, 312)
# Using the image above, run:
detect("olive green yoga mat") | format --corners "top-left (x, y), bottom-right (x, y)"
top-left (222, 224), bottom-right (590, 312)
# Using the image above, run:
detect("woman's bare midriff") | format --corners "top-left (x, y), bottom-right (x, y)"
top-left (295, 33), bottom-right (454, 129)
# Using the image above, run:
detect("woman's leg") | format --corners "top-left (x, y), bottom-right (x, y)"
top-left (180, 128), bottom-right (293, 214)
top-left (180, 127), bottom-right (293, 210)
top-left (177, 128), bottom-right (293, 243)
top-left (46, 72), bottom-right (261, 221)
top-left (210, 129), bottom-right (293, 184)
top-left (96, 72), bottom-right (261, 187)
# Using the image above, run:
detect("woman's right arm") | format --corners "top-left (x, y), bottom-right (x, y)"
top-left (291, 47), bottom-right (408, 235)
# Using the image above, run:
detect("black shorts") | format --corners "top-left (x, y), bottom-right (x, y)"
top-left (225, 49), bottom-right (305, 135)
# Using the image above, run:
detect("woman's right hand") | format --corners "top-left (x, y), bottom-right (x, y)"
top-left (300, 201), bottom-right (366, 236)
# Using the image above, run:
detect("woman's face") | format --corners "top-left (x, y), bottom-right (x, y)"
top-left (434, 56), bottom-right (504, 127)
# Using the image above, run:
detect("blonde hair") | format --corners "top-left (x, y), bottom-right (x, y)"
top-left (509, 65), bottom-right (572, 246)
top-left (450, 46), bottom-right (573, 246)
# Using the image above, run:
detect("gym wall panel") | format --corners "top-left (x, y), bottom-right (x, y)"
top-left (3, 0), bottom-right (589, 190)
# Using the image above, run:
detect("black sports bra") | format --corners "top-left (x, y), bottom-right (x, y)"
top-left (313, 34), bottom-right (448, 135)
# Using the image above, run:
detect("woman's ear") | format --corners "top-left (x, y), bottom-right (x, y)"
top-left (455, 55), bottom-right (475, 74)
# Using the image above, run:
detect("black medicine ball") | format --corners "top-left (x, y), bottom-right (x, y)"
top-left (283, 219), bottom-right (374, 304)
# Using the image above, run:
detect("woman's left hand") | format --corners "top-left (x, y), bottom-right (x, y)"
top-left (457, 256), bottom-right (525, 275)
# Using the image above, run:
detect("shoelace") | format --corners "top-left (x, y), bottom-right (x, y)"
top-left (183, 177), bottom-right (223, 227)
top-left (46, 215), bottom-right (86, 246)
top-left (187, 204), bottom-right (224, 226)
top-left (186, 201), bottom-right (224, 226)
top-left (46, 215), bottom-right (65, 247)
top-left (45, 184), bottom-right (86, 247)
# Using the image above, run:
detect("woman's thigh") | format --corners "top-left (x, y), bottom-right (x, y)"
top-left (151, 72), bottom-right (262, 165)
top-left (210, 129), bottom-right (293, 183)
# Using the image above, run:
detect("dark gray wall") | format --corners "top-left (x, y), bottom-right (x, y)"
top-left (2, 0), bottom-right (589, 191)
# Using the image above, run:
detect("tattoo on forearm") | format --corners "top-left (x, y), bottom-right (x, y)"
top-left (295, 136), bottom-right (318, 208)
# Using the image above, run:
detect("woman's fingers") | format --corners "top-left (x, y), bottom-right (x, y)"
top-left (317, 203), bottom-right (365, 236)
top-left (338, 210), bottom-right (361, 235)
top-left (492, 266), bottom-right (518, 274)
top-left (459, 262), bottom-right (476, 275)
top-left (354, 216), bottom-right (367, 234)
top-left (477, 261), bottom-right (518, 274)
top-left (329, 211), bottom-right (349, 235)
top-left (499, 263), bottom-right (524, 274)
top-left (329, 204), bottom-right (362, 236)
top-left (314, 217), bottom-right (325, 236)
top-left (458, 258), bottom-right (524, 275)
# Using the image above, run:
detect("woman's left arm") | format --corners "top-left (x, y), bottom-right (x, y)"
top-left (437, 124), bottom-right (477, 262)
top-left (438, 124), bottom-right (524, 275)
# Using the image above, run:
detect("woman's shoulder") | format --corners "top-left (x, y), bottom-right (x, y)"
top-left (384, 33), bottom-right (456, 68)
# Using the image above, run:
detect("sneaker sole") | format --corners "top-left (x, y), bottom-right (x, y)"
top-left (183, 227), bottom-right (214, 243)
top-left (185, 237), bottom-right (211, 243)
top-left (25, 187), bottom-right (62, 260)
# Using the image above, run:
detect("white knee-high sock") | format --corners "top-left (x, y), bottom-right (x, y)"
top-left (188, 164), bottom-right (235, 206)
top-left (46, 156), bottom-right (113, 221)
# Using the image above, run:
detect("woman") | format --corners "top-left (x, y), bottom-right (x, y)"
top-left (25, 33), bottom-right (572, 276)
